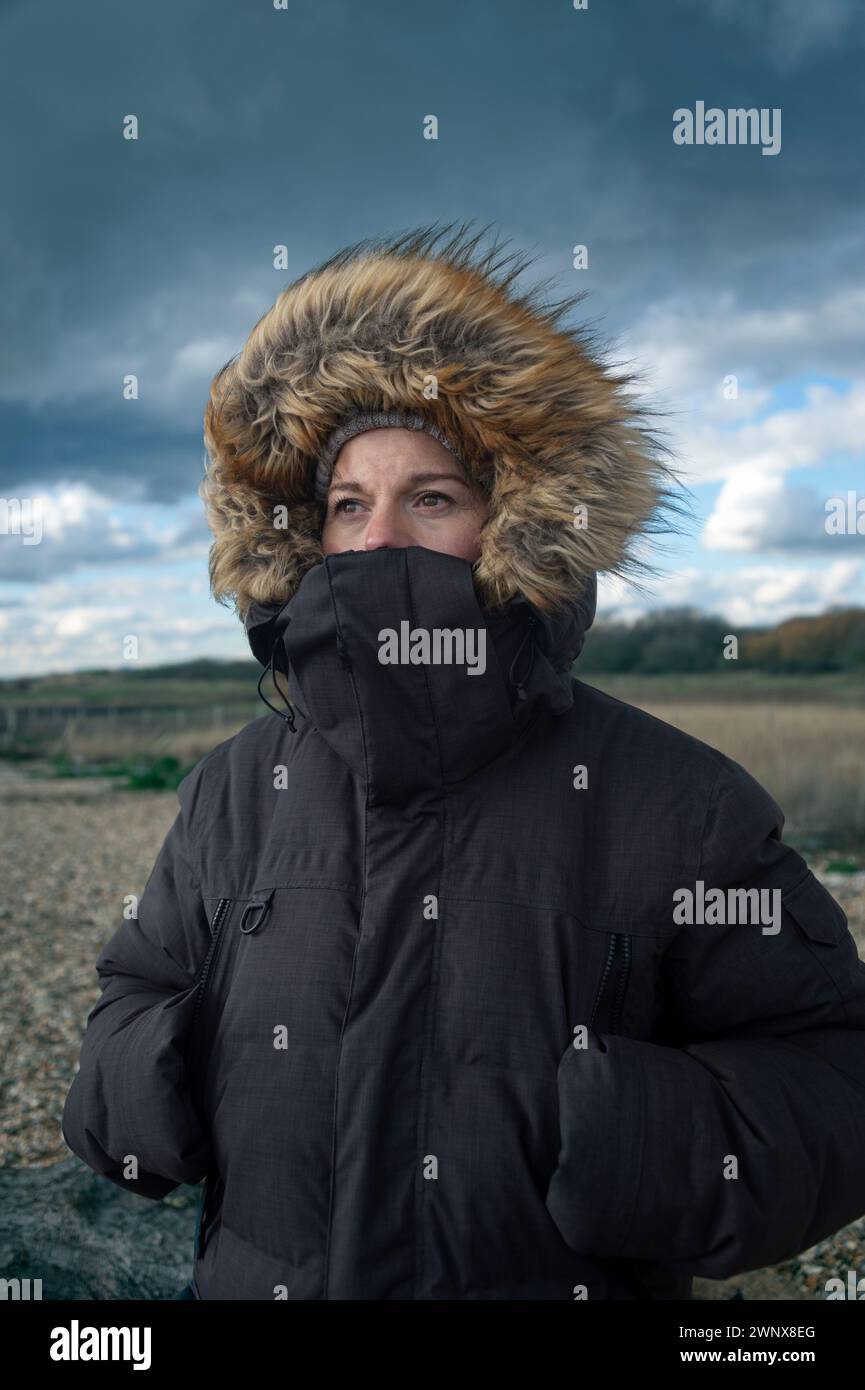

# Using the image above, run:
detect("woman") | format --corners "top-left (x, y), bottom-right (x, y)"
top-left (62, 222), bottom-right (865, 1301)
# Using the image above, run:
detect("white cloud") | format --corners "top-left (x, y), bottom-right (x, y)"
top-left (704, 469), bottom-right (865, 553)
top-left (676, 382), bottom-right (865, 487)
top-left (0, 564), bottom-right (248, 677)
top-left (0, 480), bottom-right (210, 582)
top-left (599, 558), bottom-right (864, 629)
top-left (618, 295), bottom-right (865, 506)
top-left (55, 605), bottom-right (135, 639)
top-left (624, 286), bottom-right (865, 405)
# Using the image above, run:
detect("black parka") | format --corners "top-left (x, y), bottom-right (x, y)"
top-left (62, 225), bottom-right (865, 1298)
top-left (62, 543), bottom-right (865, 1300)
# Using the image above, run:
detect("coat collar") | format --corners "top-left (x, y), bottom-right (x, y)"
top-left (245, 546), bottom-right (596, 798)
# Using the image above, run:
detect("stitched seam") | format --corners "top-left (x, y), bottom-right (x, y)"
top-left (441, 892), bottom-right (674, 936)
top-left (787, 928), bottom-right (851, 1027)
top-left (251, 879), bottom-right (359, 893)
top-left (696, 757), bottom-right (726, 884)
top-left (320, 556), bottom-right (371, 1304)
top-left (405, 552), bottom-right (448, 1303)
top-left (613, 1041), bottom-right (648, 1257)
top-left (784, 874), bottom-right (851, 1025)
top-left (177, 744), bottom-right (229, 888)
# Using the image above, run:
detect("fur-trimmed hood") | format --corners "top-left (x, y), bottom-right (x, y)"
top-left (201, 221), bottom-right (681, 622)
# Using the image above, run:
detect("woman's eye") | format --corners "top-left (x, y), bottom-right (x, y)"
top-left (331, 491), bottom-right (453, 515)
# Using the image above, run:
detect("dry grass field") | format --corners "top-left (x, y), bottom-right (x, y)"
top-left (583, 675), bottom-right (865, 851)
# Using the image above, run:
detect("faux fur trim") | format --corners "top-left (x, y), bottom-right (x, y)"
top-left (200, 220), bottom-right (684, 621)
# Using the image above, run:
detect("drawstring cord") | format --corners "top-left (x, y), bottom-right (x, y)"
top-left (508, 616), bottom-right (538, 702)
top-left (256, 638), bottom-right (297, 732)
top-left (255, 618), bottom-right (351, 728)
top-left (257, 609), bottom-right (539, 717)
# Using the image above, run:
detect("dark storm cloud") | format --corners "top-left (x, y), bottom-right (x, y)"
top-left (0, 0), bottom-right (862, 503)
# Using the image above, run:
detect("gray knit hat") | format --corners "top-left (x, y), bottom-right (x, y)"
top-left (314, 408), bottom-right (468, 502)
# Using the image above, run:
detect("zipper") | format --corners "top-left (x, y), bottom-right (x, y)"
top-left (610, 934), bottom-right (632, 1033)
top-left (191, 897), bottom-right (233, 1033)
top-left (197, 1172), bottom-right (224, 1260)
top-left (191, 890), bottom-right (273, 1262)
top-left (191, 897), bottom-right (234, 1264)
top-left (589, 932), bottom-right (632, 1035)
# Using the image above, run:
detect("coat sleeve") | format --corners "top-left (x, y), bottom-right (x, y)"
top-left (61, 761), bottom-right (215, 1200)
top-left (545, 753), bottom-right (865, 1279)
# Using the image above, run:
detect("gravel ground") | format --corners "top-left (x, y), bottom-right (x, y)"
top-left (1, 762), bottom-right (864, 1300)
top-left (0, 771), bottom-right (178, 1172)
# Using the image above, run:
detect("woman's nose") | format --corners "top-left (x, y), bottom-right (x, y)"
top-left (364, 503), bottom-right (413, 550)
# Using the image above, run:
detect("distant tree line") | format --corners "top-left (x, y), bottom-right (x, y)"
top-left (0, 657), bottom-right (259, 698)
top-left (579, 606), bottom-right (865, 674)
top-left (5, 613), bottom-right (865, 694)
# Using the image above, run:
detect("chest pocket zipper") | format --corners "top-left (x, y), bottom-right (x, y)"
top-left (192, 890), bottom-right (276, 1040)
top-left (192, 896), bottom-right (234, 1263)
top-left (589, 933), bottom-right (633, 1036)
top-left (193, 890), bottom-right (275, 1263)
top-left (192, 897), bottom-right (234, 1033)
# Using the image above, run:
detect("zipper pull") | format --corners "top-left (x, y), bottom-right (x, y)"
top-left (239, 889), bottom-right (275, 935)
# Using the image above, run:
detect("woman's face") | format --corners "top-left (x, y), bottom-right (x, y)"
top-left (320, 428), bottom-right (490, 563)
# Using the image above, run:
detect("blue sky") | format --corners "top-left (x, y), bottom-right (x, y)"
top-left (1, 0), bottom-right (864, 675)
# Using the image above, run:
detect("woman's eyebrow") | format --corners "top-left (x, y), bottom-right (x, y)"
top-left (329, 471), bottom-right (470, 493)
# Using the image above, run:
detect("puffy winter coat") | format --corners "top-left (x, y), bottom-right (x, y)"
top-left (62, 225), bottom-right (865, 1300)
